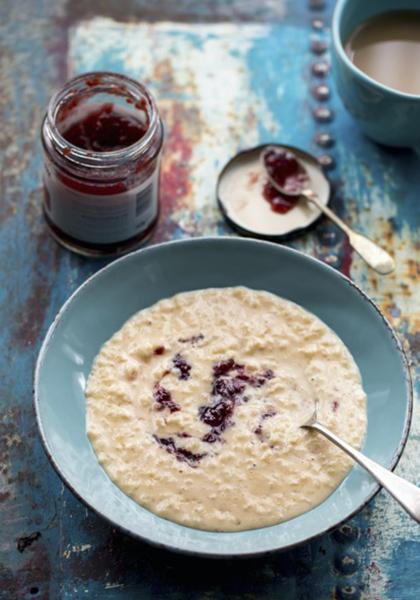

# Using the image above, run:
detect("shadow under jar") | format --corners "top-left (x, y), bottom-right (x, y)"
top-left (41, 72), bottom-right (164, 257)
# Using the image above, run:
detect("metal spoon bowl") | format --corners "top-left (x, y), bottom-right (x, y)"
top-left (261, 145), bottom-right (395, 275)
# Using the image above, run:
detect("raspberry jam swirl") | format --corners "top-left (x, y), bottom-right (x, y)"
top-left (41, 72), bottom-right (163, 257)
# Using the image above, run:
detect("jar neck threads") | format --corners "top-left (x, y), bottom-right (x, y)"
top-left (42, 72), bottom-right (163, 178)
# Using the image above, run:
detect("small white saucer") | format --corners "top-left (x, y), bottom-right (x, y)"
top-left (217, 144), bottom-right (330, 240)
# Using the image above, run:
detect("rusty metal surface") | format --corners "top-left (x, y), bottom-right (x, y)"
top-left (0, 0), bottom-right (419, 598)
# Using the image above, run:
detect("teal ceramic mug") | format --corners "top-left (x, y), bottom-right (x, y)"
top-left (332, 0), bottom-right (420, 151)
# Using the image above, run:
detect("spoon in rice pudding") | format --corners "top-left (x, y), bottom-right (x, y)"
top-left (302, 400), bottom-right (420, 523)
top-left (261, 146), bottom-right (395, 275)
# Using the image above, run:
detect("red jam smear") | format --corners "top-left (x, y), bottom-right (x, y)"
top-left (151, 357), bottom-right (275, 465)
top-left (199, 358), bottom-right (274, 444)
top-left (58, 102), bottom-right (148, 152)
top-left (172, 353), bottom-right (192, 380)
top-left (153, 435), bottom-right (206, 467)
top-left (262, 182), bottom-right (298, 214)
top-left (153, 384), bottom-right (180, 413)
top-left (263, 147), bottom-right (309, 195)
top-left (261, 147), bottom-right (310, 214)
top-left (254, 409), bottom-right (277, 439)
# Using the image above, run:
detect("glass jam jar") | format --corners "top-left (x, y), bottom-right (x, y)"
top-left (41, 72), bottom-right (163, 257)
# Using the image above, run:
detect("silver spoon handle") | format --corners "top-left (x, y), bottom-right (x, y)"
top-left (302, 189), bottom-right (395, 275)
top-left (308, 421), bottom-right (420, 523)
top-left (303, 190), bottom-right (352, 235)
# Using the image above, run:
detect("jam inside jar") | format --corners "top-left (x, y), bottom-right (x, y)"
top-left (41, 72), bottom-right (164, 257)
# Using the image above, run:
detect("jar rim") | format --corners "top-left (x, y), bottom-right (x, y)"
top-left (43, 71), bottom-right (162, 169)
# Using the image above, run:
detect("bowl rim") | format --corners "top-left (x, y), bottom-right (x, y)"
top-left (33, 236), bottom-right (413, 557)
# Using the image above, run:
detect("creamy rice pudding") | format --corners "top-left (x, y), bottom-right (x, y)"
top-left (86, 287), bottom-right (366, 531)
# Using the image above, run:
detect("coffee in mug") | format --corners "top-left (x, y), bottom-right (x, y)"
top-left (345, 10), bottom-right (420, 95)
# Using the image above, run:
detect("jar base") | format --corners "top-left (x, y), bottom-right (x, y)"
top-left (43, 209), bottom-right (158, 258)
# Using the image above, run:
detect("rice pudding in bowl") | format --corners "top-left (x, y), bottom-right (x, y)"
top-left (86, 287), bottom-right (367, 532)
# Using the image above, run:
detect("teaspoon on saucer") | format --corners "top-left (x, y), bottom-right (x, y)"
top-left (301, 402), bottom-right (420, 523)
top-left (261, 146), bottom-right (395, 275)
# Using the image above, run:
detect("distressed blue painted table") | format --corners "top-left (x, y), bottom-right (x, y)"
top-left (1, 1), bottom-right (419, 598)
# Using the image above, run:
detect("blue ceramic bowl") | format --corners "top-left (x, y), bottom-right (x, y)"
top-left (34, 238), bottom-right (412, 557)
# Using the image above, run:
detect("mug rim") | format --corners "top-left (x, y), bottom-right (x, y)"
top-left (332, 0), bottom-right (420, 100)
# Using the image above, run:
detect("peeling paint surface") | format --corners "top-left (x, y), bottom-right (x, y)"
top-left (0, 0), bottom-right (419, 598)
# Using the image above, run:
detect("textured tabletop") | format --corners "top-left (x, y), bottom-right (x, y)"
top-left (0, 1), bottom-right (419, 598)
